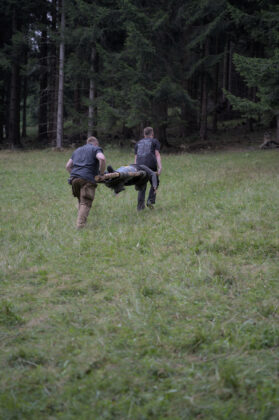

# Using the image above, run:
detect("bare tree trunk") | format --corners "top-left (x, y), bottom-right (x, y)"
top-left (199, 74), bottom-right (208, 141)
top-left (22, 76), bottom-right (27, 138)
top-left (21, 47), bottom-right (28, 139)
top-left (88, 46), bottom-right (96, 137)
top-left (246, 87), bottom-right (255, 132)
top-left (228, 41), bottom-right (233, 93)
top-left (198, 73), bottom-right (202, 128)
top-left (212, 62), bottom-right (219, 132)
top-left (8, 9), bottom-right (22, 148)
top-left (212, 36), bottom-right (219, 132)
top-left (51, 57), bottom-right (58, 146)
top-left (73, 82), bottom-right (81, 127)
top-left (153, 101), bottom-right (169, 147)
top-left (56, 0), bottom-right (65, 149)
top-left (49, 0), bottom-right (57, 146)
top-left (227, 40), bottom-right (233, 114)
top-left (38, 22), bottom-right (48, 143)
top-left (222, 40), bottom-right (228, 102)
top-left (8, 65), bottom-right (21, 147)
top-left (200, 39), bottom-right (209, 141)
top-left (276, 114), bottom-right (279, 142)
top-left (4, 78), bottom-right (10, 140)
top-left (0, 72), bottom-right (7, 141)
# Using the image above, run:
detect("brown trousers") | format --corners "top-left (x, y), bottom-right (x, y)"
top-left (72, 178), bottom-right (96, 228)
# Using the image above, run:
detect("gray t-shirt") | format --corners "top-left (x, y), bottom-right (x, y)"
top-left (135, 137), bottom-right (160, 170)
top-left (70, 144), bottom-right (103, 182)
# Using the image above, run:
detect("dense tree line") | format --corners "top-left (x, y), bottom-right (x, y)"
top-left (0, 0), bottom-right (278, 148)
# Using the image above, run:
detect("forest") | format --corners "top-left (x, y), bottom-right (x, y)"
top-left (1, 0), bottom-right (279, 149)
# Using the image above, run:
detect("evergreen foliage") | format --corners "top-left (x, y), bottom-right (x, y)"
top-left (0, 0), bottom-right (279, 146)
top-left (224, 1), bottom-right (279, 138)
top-left (225, 53), bottom-right (279, 119)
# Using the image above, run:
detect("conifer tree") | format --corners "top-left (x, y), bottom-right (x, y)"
top-left (38, 4), bottom-right (50, 143)
top-left (1, 0), bottom-right (278, 147)
top-left (225, 1), bottom-right (279, 140)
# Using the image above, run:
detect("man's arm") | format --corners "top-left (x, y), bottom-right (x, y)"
top-left (66, 158), bottom-right (73, 173)
top-left (155, 150), bottom-right (162, 175)
top-left (134, 142), bottom-right (138, 164)
top-left (96, 152), bottom-right (106, 175)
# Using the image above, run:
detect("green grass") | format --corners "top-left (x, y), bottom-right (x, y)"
top-left (1, 147), bottom-right (279, 419)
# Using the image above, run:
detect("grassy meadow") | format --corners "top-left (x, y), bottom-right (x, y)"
top-left (1, 146), bottom-right (279, 419)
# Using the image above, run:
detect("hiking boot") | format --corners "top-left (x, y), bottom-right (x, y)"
top-left (107, 165), bottom-right (115, 173)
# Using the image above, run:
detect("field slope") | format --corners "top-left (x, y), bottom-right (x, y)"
top-left (1, 148), bottom-right (279, 419)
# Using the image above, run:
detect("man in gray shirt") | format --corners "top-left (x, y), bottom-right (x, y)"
top-left (66, 136), bottom-right (106, 228)
top-left (134, 127), bottom-right (162, 210)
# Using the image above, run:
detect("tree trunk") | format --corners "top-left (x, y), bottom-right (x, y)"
top-left (73, 83), bottom-right (81, 140)
top-left (56, 0), bottom-right (65, 149)
top-left (276, 114), bottom-right (279, 142)
top-left (38, 22), bottom-right (48, 143)
top-left (153, 101), bottom-right (169, 147)
top-left (212, 62), bottom-right (219, 132)
top-left (157, 124), bottom-right (168, 147)
top-left (212, 37), bottom-right (219, 133)
top-left (200, 39), bottom-right (209, 141)
top-left (49, 0), bottom-right (58, 146)
top-left (227, 40), bottom-right (233, 114)
top-left (227, 40), bottom-right (233, 93)
top-left (4, 78), bottom-right (10, 140)
top-left (0, 77), bottom-right (5, 141)
top-left (88, 46), bottom-right (96, 137)
top-left (199, 74), bottom-right (208, 141)
top-left (8, 9), bottom-right (22, 148)
top-left (74, 84), bottom-right (80, 123)
top-left (22, 76), bottom-right (27, 138)
top-left (8, 63), bottom-right (21, 148)
top-left (222, 39), bottom-right (228, 102)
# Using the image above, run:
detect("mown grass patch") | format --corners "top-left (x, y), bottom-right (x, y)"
top-left (1, 147), bottom-right (279, 419)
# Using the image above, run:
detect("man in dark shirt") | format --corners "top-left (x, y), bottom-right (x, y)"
top-left (134, 127), bottom-right (162, 210)
top-left (66, 136), bottom-right (106, 228)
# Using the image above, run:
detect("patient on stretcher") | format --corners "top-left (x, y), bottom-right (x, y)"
top-left (103, 164), bottom-right (158, 195)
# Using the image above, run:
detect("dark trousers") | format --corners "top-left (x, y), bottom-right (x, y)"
top-left (137, 176), bottom-right (159, 210)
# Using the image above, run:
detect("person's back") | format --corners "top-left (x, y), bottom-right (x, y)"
top-left (71, 143), bottom-right (102, 182)
top-left (66, 136), bottom-right (106, 228)
top-left (134, 127), bottom-right (162, 210)
top-left (135, 136), bottom-right (160, 171)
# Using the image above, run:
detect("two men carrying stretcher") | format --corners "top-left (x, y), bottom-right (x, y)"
top-left (66, 127), bottom-right (162, 228)
top-left (96, 126), bottom-right (161, 211)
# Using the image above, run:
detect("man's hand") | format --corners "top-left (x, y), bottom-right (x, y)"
top-left (95, 174), bottom-right (105, 182)
top-left (155, 150), bottom-right (162, 176)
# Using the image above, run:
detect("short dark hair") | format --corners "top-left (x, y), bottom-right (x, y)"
top-left (143, 127), bottom-right (153, 137)
top-left (87, 136), bottom-right (99, 145)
